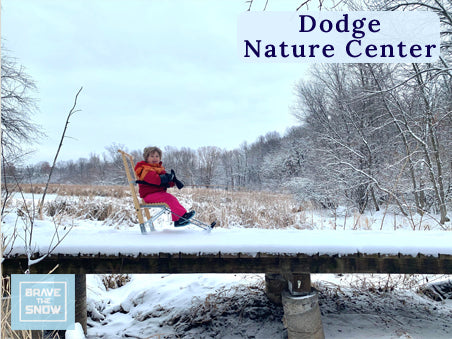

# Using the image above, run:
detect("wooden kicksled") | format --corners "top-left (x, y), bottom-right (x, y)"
top-left (118, 149), bottom-right (170, 234)
top-left (118, 149), bottom-right (216, 234)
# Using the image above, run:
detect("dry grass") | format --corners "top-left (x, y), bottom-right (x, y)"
top-left (172, 187), bottom-right (303, 229)
top-left (10, 184), bottom-right (305, 229)
top-left (101, 274), bottom-right (131, 290)
top-left (14, 183), bottom-right (131, 198)
top-left (167, 275), bottom-right (284, 336)
top-left (1, 276), bottom-right (32, 339)
top-left (312, 274), bottom-right (448, 300)
top-left (45, 196), bottom-right (137, 224)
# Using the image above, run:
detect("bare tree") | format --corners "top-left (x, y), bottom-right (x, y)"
top-left (103, 143), bottom-right (130, 185)
top-left (197, 146), bottom-right (223, 187)
top-left (1, 52), bottom-right (43, 156)
top-left (163, 146), bottom-right (198, 186)
top-left (293, 64), bottom-right (399, 212)
top-left (246, 0), bottom-right (346, 11)
top-left (292, 58), bottom-right (450, 222)
top-left (1, 49), bottom-right (43, 231)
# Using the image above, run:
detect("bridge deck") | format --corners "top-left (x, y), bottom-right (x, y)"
top-left (3, 228), bottom-right (452, 274)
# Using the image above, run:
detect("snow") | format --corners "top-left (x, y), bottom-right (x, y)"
top-left (2, 194), bottom-right (451, 338)
top-left (82, 273), bottom-right (452, 339)
top-left (65, 323), bottom-right (85, 339)
top-left (3, 214), bottom-right (452, 257)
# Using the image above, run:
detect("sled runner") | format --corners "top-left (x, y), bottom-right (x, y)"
top-left (170, 210), bottom-right (216, 231)
top-left (118, 149), bottom-right (215, 234)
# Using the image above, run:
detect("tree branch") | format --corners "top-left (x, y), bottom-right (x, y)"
top-left (38, 87), bottom-right (83, 218)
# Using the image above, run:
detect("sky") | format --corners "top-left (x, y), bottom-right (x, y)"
top-left (1, 0), bottom-right (310, 164)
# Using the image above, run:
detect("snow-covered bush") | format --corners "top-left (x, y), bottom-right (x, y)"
top-left (101, 274), bottom-right (131, 290)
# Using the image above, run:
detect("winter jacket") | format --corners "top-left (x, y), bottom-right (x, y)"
top-left (134, 161), bottom-right (174, 198)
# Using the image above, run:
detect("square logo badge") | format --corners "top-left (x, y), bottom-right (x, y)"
top-left (11, 274), bottom-right (75, 330)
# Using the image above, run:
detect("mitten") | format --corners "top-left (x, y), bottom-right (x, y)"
top-left (171, 169), bottom-right (185, 189)
top-left (159, 172), bottom-right (174, 186)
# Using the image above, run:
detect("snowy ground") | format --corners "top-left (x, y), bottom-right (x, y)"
top-left (2, 193), bottom-right (452, 338)
top-left (82, 273), bottom-right (452, 339)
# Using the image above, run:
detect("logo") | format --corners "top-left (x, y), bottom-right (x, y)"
top-left (238, 11), bottom-right (440, 63)
top-left (11, 274), bottom-right (75, 330)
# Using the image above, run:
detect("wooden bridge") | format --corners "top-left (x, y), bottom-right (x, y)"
top-left (3, 228), bottom-right (452, 338)
top-left (4, 228), bottom-right (452, 275)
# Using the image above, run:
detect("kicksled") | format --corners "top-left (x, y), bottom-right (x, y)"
top-left (118, 149), bottom-right (216, 235)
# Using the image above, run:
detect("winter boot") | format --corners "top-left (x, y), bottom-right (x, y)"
top-left (174, 210), bottom-right (195, 227)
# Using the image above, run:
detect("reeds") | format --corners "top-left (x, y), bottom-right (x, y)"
top-left (6, 185), bottom-right (303, 229)
top-left (1, 276), bottom-right (32, 339)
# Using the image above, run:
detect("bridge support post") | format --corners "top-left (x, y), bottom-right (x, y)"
top-left (281, 273), bottom-right (325, 339)
top-left (31, 330), bottom-right (42, 339)
top-left (264, 273), bottom-right (286, 305)
top-left (75, 274), bottom-right (87, 335)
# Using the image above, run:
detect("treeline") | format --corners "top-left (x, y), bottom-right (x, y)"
top-left (14, 130), bottom-right (301, 191)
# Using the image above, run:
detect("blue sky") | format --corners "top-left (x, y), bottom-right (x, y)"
top-left (1, 0), bottom-right (309, 163)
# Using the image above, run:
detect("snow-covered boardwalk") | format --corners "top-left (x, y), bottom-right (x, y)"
top-left (3, 228), bottom-right (452, 274)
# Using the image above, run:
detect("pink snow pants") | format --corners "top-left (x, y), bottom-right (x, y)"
top-left (143, 191), bottom-right (186, 221)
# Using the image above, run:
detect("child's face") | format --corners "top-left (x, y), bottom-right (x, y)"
top-left (147, 152), bottom-right (161, 164)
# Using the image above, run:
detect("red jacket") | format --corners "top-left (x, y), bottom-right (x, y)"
top-left (134, 161), bottom-right (174, 198)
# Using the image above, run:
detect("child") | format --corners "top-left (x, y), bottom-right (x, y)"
top-left (134, 146), bottom-right (195, 226)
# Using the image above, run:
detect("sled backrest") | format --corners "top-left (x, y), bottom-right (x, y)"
top-left (118, 149), bottom-right (143, 219)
